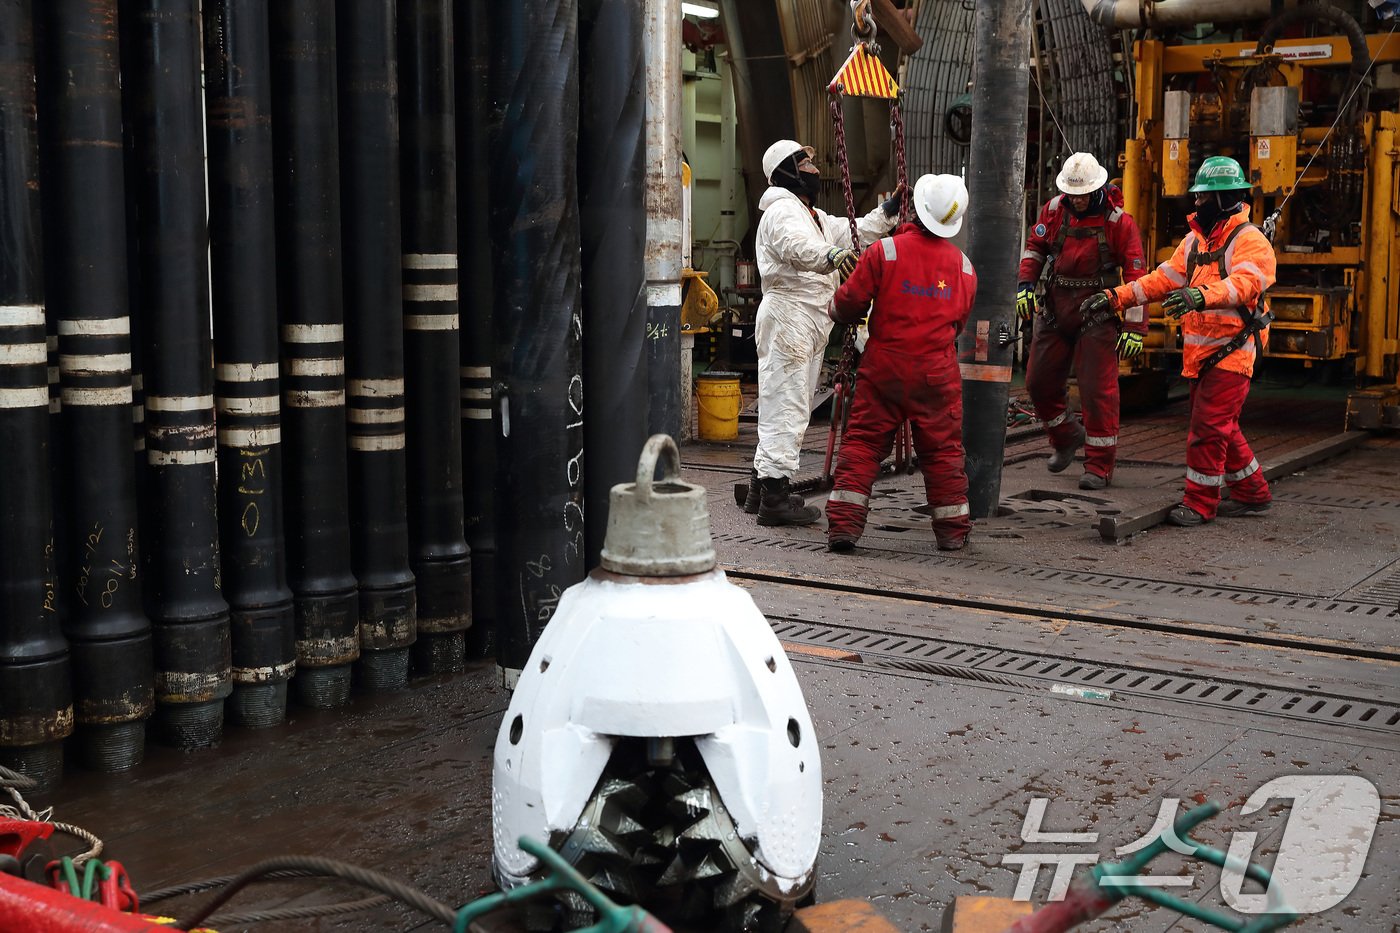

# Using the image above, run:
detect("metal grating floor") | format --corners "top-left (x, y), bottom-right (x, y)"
top-left (771, 617), bottom-right (1400, 736)
top-left (1272, 491), bottom-right (1400, 510)
top-left (1345, 559), bottom-right (1400, 605)
top-left (715, 532), bottom-right (1400, 616)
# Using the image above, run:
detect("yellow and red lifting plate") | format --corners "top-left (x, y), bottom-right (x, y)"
top-left (828, 42), bottom-right (899, 99)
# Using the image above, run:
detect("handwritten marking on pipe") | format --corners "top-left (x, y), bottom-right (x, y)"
top-left (219, 426), bottom-right (281, 447)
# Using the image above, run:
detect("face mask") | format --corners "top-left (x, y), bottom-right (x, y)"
top-left (1194, 192), bottom-right (1241, 231)
top-left (797, 170), bottom-right (822, 201)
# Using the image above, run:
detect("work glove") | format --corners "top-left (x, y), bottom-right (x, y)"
top-left (1078, 290), bottom-right (1115, 317)
top-left (1116, 331), bottom-right (1144, 360)
top-left (827, 247), bottom-right (858, 281)
top-left (1015, 283), bottom-right (1038, 322)
top-left (1162, 286), bottom-right (1205, 319)
top-left (880, 183), bottom-right (908, 218)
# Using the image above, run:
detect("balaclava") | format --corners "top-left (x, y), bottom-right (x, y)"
top-left (771, 152), bottom-right (821, 202)
top-left (1194, 189), bottom-right (1248, 233)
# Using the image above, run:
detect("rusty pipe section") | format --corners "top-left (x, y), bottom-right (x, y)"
top-left (1078, 0), bottom-right (1300, 29)
top-left (643, 0), bottom-right (683, 439)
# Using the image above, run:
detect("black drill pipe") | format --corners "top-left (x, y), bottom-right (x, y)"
top-left (453, 0), bottom-right (497, 660)
top-left (124, 0), bottom-right (233, 750)
top-left (0, 0), bottom-right (73, 790)
top-left (487, 0), bottom-right (586, 680)
top-left (578, 0), bottom-right (647, 569)
top-left (399, 0), bottom-right (470, 674)
top-left (34, 0), bottom-right (155, 772)
top-left (337, 0), bottom-right (416, 691)
top-left (205, 0), bottom-right (297, 728)
top-left (269, 0), bottom-right (361, 708)
top-left (958, 0), bottom-right (1031, 518)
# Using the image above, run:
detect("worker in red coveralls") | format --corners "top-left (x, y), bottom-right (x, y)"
top-left (1017, 152), bottom-right (1149, 490)
top-left (824, 174), bottom-right (976, 553)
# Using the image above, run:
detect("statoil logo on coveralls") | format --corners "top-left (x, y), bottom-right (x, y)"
top-left (900, 279), bottom-right (952, 300)
top-left (1000, 775), bottom-right (1380, 914)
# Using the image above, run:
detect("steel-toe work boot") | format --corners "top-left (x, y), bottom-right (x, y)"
top-left (1216, 498), bottom-right (1271, 517)
top-left (1047, 422), bottom-right (1086, 473)
top-left (1078, 472), bottom-right (1108, 490)
top-left (1167, 505), bottom-right (1207, 526)
top-left (743, 469), bottom-right (761, 514)
top-left (757, 477), bottom-right (821, 527)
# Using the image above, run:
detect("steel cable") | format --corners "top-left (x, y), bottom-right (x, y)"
top-left (175, 855), bottom-right (457, 929)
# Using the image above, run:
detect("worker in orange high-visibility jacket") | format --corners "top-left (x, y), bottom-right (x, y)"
top-left (1080, 156), bottom-right (1274, 526)
top-left (1017, 152), bottom-right (1149, 491)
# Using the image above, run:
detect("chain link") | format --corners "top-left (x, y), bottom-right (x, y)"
top-left (828, 88), bottom-right (861, 395)
top-left (891, 99), bottom-right (910, 223)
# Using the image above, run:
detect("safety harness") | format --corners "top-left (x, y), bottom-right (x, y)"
top-left (1047, 206), bottom-right (1121, 291)
top-left (1183, 222), bottom-right (1273, 375)
top-left (1034, 204), bottom-right (1124, 336)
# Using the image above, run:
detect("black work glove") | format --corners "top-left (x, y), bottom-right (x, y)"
top-left (1079, 290), bottom-right (1114, 317)
top-left (881, 183), bottom-right (908, 218)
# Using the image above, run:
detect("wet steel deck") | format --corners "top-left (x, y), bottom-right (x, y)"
top-left (34, 391), bottom-right (1400, 932)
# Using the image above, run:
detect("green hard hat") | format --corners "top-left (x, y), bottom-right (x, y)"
top-left (1189, 156), bottom-right (1251, 192)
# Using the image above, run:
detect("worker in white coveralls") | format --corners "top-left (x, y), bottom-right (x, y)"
top-left (742, 138), bottom-right (902, 526)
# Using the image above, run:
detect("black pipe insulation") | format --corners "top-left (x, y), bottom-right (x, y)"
top-left (454, 0), bottom-right (498, 660)
top-left (337, 0), bottom-right (417, 691)
top-left (34, 0), bottom-right (155, 771)
top-left (578, 0), bottom-right (649, 569)
top-left (487, 0), bottom-right (587, 679)
top-left (399, 0), bottom-right (472, 674)
top-left (269, 0), bottom-right (361, 708)
top-left (204, 0), bottom-right (297, 728)
top-left (959, 0), bottom-right (1032, 518)
top-left (0, 0), bottom-right (73, 790)
top-left (124, 0), bottom-right (234, 750)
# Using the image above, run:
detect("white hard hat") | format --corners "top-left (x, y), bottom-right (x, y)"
top-left (1056, 152), bottom-right (1108, 195)
top-left (913, 173), bottom-right (968, 237)
top-left (762, 139), bottom-right (815, 183)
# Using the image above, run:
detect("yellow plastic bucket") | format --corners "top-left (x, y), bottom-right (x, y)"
top-left (695, 372), bottom-right (741, 441)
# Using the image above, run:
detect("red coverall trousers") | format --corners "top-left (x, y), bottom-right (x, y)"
top-left (1183, 367), bottom-right (1271, 519)
top-left (1025, 287), bottom-right (1121, 479)
top-left (826, 344), bottom-right (970, 547)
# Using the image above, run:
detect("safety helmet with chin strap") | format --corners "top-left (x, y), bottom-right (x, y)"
top-left (1056, 152), bottom-right (1108, 196)
top-left (762, 139), bottom-right (815, 184)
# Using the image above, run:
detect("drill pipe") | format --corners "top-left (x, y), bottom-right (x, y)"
top-left (0, 0), bottom-right (73, 789)
top-left (487, 0), bottom-right (587, 681)
top-left (124, 0), bottom-right (234, 750)
top-left (270, 0), bottom-right (361, 708)
top-left (204, 0), bottom-right (297, 727)
top-left (35, 0), bottom-right (155, 771)
top-left (337, 0), bottom-right (417, 691)
top-left (399, 0), bottom-right (471, 674)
